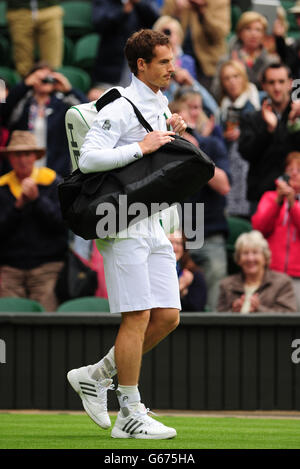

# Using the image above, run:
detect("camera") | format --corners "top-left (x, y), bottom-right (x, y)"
top-left (42, 76), bottom-right (57, 84)
top-left (278, 173), bottom-right (290, 184)
top-left (162, 28), bottom-right (171, 36)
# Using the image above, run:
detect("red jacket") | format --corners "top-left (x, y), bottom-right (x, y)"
top-left (252, 191), bottom-right (300, 277)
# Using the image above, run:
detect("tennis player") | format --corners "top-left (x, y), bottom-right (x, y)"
top-left (67, 29), bottom-right (187, 439)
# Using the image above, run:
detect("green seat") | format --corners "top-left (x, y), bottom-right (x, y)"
top-left (57, 65), bottom-right (91, 93)
top-left (231, 4), bottom-right (242, 32)
top-left (63, 35), bottom-right (75, 66)
top-left (0, 1), bottom-right (7, 35)
top-left (226, 216), bottom-right (252, 274)
top-left (61, 1), bottom-right (93, 37)
top-left (0, 297), bottom-right (45, 312)
top-left (0, 66), bottom-right (21, 88)
top-left (281, 0), bottom-right (299, 31)
top-left (57, 296), bottom-right (110, 313)
top-left (0, 34), bottom-right (12, 66)
top-left (73, 33), bottom-right (99, 70)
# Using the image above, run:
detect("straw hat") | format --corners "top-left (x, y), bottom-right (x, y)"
top-left (289, 1), bottom-right (300, 14)
top-left (0, 131), bottom-right (46, 159)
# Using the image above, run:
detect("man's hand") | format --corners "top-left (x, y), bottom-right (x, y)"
top-left (15, 178), bottom-right (39, 209)
top-left (261, 99), bottom-right (278, 133)
top-left (138, 130), bottom-right (175, 154)
top-left (273, 18), bottom-right (286, 37)
top-left (173, 68), bottom-right (194, 86)
top-left (21, 178), bottom-right (39, 201)
top-left (288, 100), bottom-right (300, 123)
top-left (179, 268), bottom-right (194, 297)
top-left (51, 72), bottom-right (72, 93)
top-left (188, 0), bottom-right (207, 14)
top-left (167, 114), bottom-right (187, 136)
top-left (24, 69), bottom-right (46, 88)
top-left (123, 0), bottom-right (134, 13)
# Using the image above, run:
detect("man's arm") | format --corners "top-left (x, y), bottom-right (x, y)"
top-left (238, 110), bottom-right (273, 163)
top-left (79, 99), bottom-right (176, 173)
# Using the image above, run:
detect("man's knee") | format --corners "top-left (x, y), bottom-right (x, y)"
top-left (152, 308), bottom-right (180, 333)
top-left (121, 309), bottom-right (151, 336)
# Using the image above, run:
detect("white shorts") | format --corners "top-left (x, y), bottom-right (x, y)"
top-left (97, 230), bottom-right (181, 314)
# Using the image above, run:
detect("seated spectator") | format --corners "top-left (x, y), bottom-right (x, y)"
top-left (168, 230), bottom-right (207, 312)
top-left (161, 0), bottom-right (231, 91)
top-left (1, 62), bottom-right (87, 177)
top-left (218, 59), bottom-right (261, 219)
top-left (212, 11), bottom-right (276, 101)
top-left (6, 1), bottom-right (64, 78)
top-left (273, 1), bottom-right (300, 79)
top-left (252, 152), bottom-right (300, 310)
top-left (218, 230), bottom-right (297, 313)
top-left (0, 131), bottom-right (68, 311)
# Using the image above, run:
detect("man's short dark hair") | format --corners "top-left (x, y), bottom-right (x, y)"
top-left (261, 62), bottom-right (292, 83)
top-left (124, 29), bottom-right (170, 76)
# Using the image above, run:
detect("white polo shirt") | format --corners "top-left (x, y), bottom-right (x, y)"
top-left (79, 74), bottom-right (172, 174)
top-left (79, 74), bottom-right (177, 242)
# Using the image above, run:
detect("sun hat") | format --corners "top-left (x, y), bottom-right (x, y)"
top-left (0, 130), bottom-right (46, 159)
top-left (289, 1), bottom-right (300, 14)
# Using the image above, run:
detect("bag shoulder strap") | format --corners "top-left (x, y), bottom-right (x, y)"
top-left (95, 88), bottom-right (153, 133)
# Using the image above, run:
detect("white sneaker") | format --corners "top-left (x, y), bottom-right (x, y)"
top-left (67, 365), bottom-right (114, 429)
top-left (111, 403), bottom-right (177, 439)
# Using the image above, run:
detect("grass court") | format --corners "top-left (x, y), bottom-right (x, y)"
top-left (0, 412), bottom-right (299, 450)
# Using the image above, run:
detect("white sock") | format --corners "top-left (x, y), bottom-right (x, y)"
top-left (89, 346), bottom-right (117, 380)
top-left (116, 385), bottom-right (141, 417)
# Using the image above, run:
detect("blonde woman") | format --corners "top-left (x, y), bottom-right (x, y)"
top-left (218, 59), bottom-right (261, 219)
top-left (212, 11), bottom-right (276, 100)
top-left (217, 231), bottom-right (297, 313)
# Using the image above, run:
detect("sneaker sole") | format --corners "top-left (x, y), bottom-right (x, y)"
top-left (111, 427), bottom-right (177, 439)
top-left (67, 369), bottom-right (111, 430)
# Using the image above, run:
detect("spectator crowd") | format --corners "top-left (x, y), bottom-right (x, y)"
top-left (0, 0), bottom-right (300, 313)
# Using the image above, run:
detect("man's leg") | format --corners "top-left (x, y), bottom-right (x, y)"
top-left (111, 306), bottom-right (178, 439)
top-left (143, 307), bottom-right (180, 354)
top-left (0, 265), bottom-right (27, 298)
top-left (115, 309), bottom-right (150, 385)
top-left (26, 261), bottom-right (64, 312)
top-left (36, 6), bottom-right (64, 71)
top-left (6, 9), bottom-right (35, 78)
top-left (91, 307), bottom-right (179, 380)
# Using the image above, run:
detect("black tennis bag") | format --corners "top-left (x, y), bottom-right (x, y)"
top-left (58, 89), bottom-right (215, 240)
